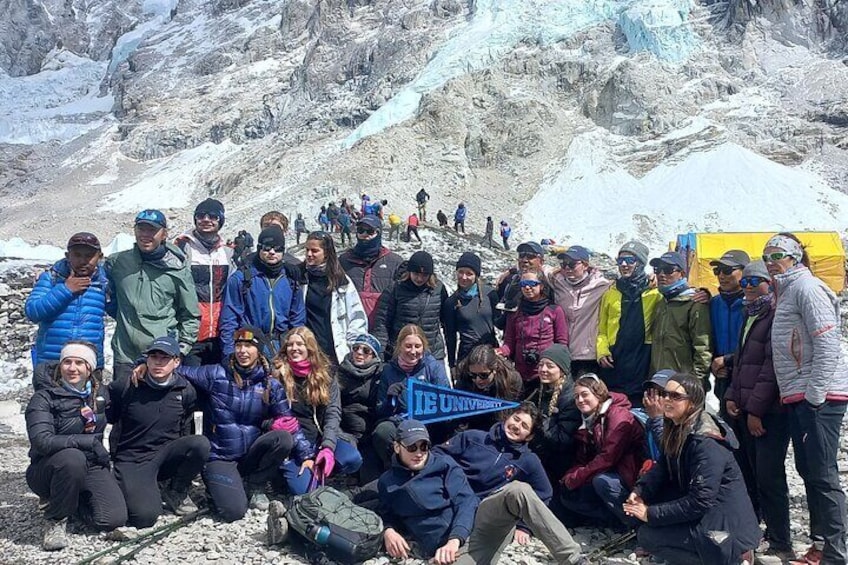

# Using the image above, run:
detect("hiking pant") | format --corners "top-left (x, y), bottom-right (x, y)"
top-left (388, 225), bottom-right (401, 242)
top-left (502, 236), bottom-right (509, 250)
top-left (559, 472), bottom-right (634, 528)
top-left (484, 233), bottom-right (494, 247)
top-left (418, 203), bottom-right (426, 222)
top-left (340, 227), bottom-right (353, 246)
top-left (202, 430), bottom-right (293, 522)
top-left (454, 220), bottom-right (465, 233)
top-left (26, 448), bottom-right (127, 530)
top-left (454, 482), bottom-right (582, 565)
top-left (638, 522), bottom-right (702, 565)
top-left (407, 226), bottom-right (421, 243)
top-left (114, 435), bottom-right (210, 527)
top-left (279, 438), bottom-right (362, 495)
top-left (787, 400), bottom-right (847, 562)
top-left (737, 410), bottom-right (791, 551)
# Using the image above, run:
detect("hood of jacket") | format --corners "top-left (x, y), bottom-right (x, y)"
top-left (134, 242), bottom-right (190, 271)
top-left (691, 410), bottom-right (738, 450)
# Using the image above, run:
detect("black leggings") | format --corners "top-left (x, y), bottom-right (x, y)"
top-left (114, 435), bottom-right (211, 527)
top-left (202, 431), bottom-right (293, 522)
top-left (26, 448), bottom-right (127, 530)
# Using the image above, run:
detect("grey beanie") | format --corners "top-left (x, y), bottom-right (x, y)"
top-left (742, 260), bottom-right (770, 280)
top-left (618, 240), bottom-right (649, 265)
top-left (540, 344), bottom-right (571, 376)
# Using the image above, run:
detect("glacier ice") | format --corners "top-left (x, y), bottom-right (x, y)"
top-left (619, 0), bottom-right (697, 62)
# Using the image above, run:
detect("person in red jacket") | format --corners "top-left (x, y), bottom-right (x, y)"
top-left (497, 270), bottom-right (568, 387)
top-left (405, 213), bottom-right (421, 243)
top-left (559, 374), bottom-right (644, 528)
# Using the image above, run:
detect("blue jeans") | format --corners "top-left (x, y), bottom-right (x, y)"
top-left (560, 472), bottom-right (634, 528)
top-left (280, 439), bottom-right (363, 495)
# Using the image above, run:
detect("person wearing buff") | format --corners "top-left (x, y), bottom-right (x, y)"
top-left (596, 240), bottom-right (662, 406)
top-left (550, 245), bottom-right (612, 377)
top-left (765, 233), bottom-right (848, 565)
top-left (25, 341), bottom-right (127, 550)
top-left (219, 225), bottom-right (305, 358)
top-left (110, 336), bottom-right (210, 527)
top-left (649, 251), bottom-right (712, 389)
top-left (339, 215), bottom-right (403, 324)
top-left (493, 241), bottom-right (556, 330)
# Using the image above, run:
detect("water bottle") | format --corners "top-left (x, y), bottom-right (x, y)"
top-left (309, 525), bottom-right (332, 545)
top-left (307, 524), bottom-right (359, 557)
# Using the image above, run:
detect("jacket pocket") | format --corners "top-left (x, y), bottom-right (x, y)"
top-left (790, 327), bottom-right (803, 371)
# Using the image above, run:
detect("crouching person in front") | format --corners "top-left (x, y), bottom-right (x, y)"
top-left (623, 373), bottom-right (760, 565)
top-left (110, 336), bottom-right (210, 527)
top-left (25, 342), bottom-right (127, 550)
top-left (435, 403), bottom-right (588, 565)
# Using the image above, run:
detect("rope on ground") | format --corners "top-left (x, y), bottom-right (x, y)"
top-left (587, 530), bottom-right (637, 561)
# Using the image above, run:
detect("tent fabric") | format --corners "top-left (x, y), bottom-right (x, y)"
top-left (673, 232), bottom-right (845, 294)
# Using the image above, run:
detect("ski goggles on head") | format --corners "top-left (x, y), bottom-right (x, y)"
top-left (519, 279), bottom-right (541, 288)
top-left (740, 276), bottom-right (767, 288)
top-left (233, 329), bottom-right (261, 346)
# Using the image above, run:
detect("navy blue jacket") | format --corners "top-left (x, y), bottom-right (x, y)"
top-left (435, 423), bottom-right (552, 503)
top-left (25, 259), bottom-right (110, 368)
top-left (376, 352), bottom-right (450, 417)
top-left (377, 452), bottom-right (478, 557)
top-left (177, 361), bottom-right (311, 462)
top-left (219, 265), bottom-right (306, 357)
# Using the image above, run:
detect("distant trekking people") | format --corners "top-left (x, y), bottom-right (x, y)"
top-left (624, 373), bottom-right (760, 565)
top-left (318, 206), bottom-right (330, 232)
top-left (327, 202), bottom-right (340, 232)
top-left (497, 270), bottom-right (568, 384)
top-left (372, 199), bottom-right (387, 220)
top-left (551, 246), bottom-right (611, 377)
top-left (483, 216), bottom-right (494, 248)
top-left (302, 231), bottom-right (367, 365)
top-left (415, 188), bottom-right (429, 221)
top-left (106, 210), bottom-right (200, 384)
top-left (175, 198), bottom-right (234, 366)
top-left (724, 260), bottom-right (792, 561)
top-left (111, 336), bottom-right (210, 527)
top-left (500, 220), bottom-right (511, 250)
top-left (442, 252), bottom-right (499, 370)
top-left (387, 212), bottom-right (402, 242)
top-left (294, 213), bottom-right (307, 245)
top-left (434, 404), bottom-right (589, 564)
top-left (176, 328), bottom-right (312, 521)
top-left (25, 342), bottom-right (127, 550)
top-left (649, 251), bottom-right (712, 388)
top-left (273, 327), bottom-right (363, 494)
top-left (26, 232), bottom-right (109, 372)
top-left (406, 212), bottom-right (422, 242)
top-left (373, 251), bottom-right (448, 360)
top-left (708, 249), bottom-right (749, 408)
top-left (219, 226), bottom-right (305, 358)
top-left (560, 375), bottom-right (644, 528)
top-left (765, 233), bottom-right (848, 564)
top-left (453, 345), bottom-right (522, 433)
top-left (339, 215), bottom-right (403, 324)
top-left (233, 230), bottom-right (250, 267)
top-left (436, 209), bottom-right (449, 228)
top-left (597, 241), bottom-right (662, 406)
top-left (454, 202), bottom-right (467, 233)
top-left (338, 207), bottom-right (353, 246)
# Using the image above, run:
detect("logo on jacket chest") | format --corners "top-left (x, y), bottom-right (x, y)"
top-left (504, 465), bottom-right (517, 481)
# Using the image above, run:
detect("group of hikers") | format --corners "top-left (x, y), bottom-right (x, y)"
top-left (21, 196), bottom-right (847, 565)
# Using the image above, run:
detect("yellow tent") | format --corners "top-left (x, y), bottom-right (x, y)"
top-left (673, 232), bottom-right (846, 294)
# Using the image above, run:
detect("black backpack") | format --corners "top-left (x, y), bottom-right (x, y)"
top-left (287, 487), bottom-right (383, 564)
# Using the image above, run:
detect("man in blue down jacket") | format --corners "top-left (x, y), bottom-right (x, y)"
top-left (26, 233), bottom-right (111, 371)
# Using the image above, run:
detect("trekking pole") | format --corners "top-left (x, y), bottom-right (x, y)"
top-left (76, 508), bottom-right (208, 565)
top-left (587, 530), bottom-right (637, 561)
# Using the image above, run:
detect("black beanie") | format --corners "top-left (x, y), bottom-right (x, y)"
top-left (540, 344), bottom-right (571, 376)
top-left (455, 252), bottom-right (481, 277)
top-left (408, 251), bottom-right (434, 275)
top-left (194, 198), bottom-right (225, 227)
top-left (257, 226), bottom-right (285, 250)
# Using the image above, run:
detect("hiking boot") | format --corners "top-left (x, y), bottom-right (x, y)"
top-left (267, 500), bottom-right (289, 545)
top-left (38, 496), bottom-right (49, 511)
top-left (42, 517), bottom-right (69, 551)
top-left (161, 486), bottom-right (198, 516)
top-left (249, 491), bottom-right (270, 511)
top-left (740, 549), bottom-right (754, 564)
top-left (789, 545), bottom-right (823, 565)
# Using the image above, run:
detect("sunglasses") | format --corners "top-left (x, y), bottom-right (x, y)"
top-left (80, 404), bottom-right (97, 433)
top-left (351, 345), bottom-right (374, 355)
top-left (561, 261), bottom-right (582, 269)
top-left (519, 280), bottom-right (541, 288)
top-left (654, 266), bottom-right (680, 275)
top-left (194, 213), bottom-right (220, 221)
top-left (660, 390), bottom-right (690, 402)
top-left (617, 256), bottom-right (638, 265)
top-left (258, 244), bottom-right (284, 253)
top-left (401, 441), bottom-right (430, 453)
top-left (469, 370), bottom-right (493, 381)
top-left (712, 265), bottom-right (741, 276)
top-left (762, 252), bottom-right (790, 263)
top-left (518, 252), bottom-right (540, 260)
top-left (740, 276), bottom-right (767, 288)
top-left (357, 226), bottom-right (377, 235)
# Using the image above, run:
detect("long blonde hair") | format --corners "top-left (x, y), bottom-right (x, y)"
top-left (273, 327), bottom-right (333, 406)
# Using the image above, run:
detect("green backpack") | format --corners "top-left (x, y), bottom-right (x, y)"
top-left (287, 486), bottom-right (384, 564)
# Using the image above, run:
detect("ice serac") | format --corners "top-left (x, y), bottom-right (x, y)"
top-left (619, 0), bottom-right (697, 62)
top-left (343, 0), bottom-right (627, 148)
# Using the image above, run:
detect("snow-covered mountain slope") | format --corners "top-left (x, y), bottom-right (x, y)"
top-left (0, 0), bottom-right (846, 250)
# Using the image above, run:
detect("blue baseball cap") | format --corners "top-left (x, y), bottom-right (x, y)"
top-left (144, 336), bottom-right (180, 357)
top-left (135, 209), bottom-right (168, 229)
top-left (559, 245), bottom-right (590, 262)
top-left (650, 251), bottom-right (686, 271)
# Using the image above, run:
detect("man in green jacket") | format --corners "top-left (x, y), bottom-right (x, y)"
top-left (649, 251), bottom-right (712, 389)
top-left (107, 209), bottom-right (200, 383)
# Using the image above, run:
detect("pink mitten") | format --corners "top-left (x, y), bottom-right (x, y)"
top-left (270, 415), bottom-right (300, 434)
top-left (315, 447), bottom-right (336, 478)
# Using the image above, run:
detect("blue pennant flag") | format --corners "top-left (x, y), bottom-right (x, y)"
top-left (405, 378), bottom-right (521, 424)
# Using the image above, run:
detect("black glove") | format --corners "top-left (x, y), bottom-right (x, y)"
top-left (387, 382), bottom-right (406, 398)
top-left (92, 441), bottom-right (111, 468)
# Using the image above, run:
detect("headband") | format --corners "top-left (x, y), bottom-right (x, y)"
top-left (765, 235), bottom-right (804, 261)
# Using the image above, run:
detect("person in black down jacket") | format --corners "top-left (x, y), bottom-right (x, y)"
top-left (273, 327), bottom-right (363, 494)
top-left (442, 252), bottom-right (499, 372)
top-left (624, 373), bottom-right (761, 565)
top-left (25, 342), bottom-right (127, 551)
top-left (373, 251), bottom-right (449, 360)
top-left (452, 345), bottom-right (522, 434)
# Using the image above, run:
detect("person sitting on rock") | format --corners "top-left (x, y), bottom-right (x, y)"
top-left (110, 336), bottom-right (210, 528)
top-left (25, 341), bottom-right (127, 550)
